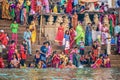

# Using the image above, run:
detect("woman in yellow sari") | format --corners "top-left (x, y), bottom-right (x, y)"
top-left (2, 0), bottom-right (11, 19)
top-left (29, 21), bottom-right (36, 44)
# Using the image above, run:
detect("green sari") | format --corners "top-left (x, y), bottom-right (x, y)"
top-left (75, 24), bottom-right (85, 45)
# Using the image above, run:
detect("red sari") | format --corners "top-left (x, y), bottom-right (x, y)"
top-left (0, 33), bottom-right (8, 46)
top-left (66, 0), bottom-right (72, 13)
top-left (52, 54), bottom-right (60, 68)
top-left (55, 26), bottom-right (64, 45)
top-left (70, 28), bottom-right (76, 48)
top-left (31, 0), bottom-right (37, 12)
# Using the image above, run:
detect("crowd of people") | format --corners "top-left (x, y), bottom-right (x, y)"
top-left (1, 0), bottom-right (114, 25)
top-left (0, 0), bottom-right (120, 69)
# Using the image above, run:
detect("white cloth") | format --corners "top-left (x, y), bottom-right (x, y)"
top-left (63, 38), bottom-right (70, 50)
top-left (106, 33), bottom-right (111, 55)
top-left (92, 30), bottom-right (101, 41)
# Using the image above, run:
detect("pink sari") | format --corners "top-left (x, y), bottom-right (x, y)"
top-left (8, 44), bottom-right (16, 61)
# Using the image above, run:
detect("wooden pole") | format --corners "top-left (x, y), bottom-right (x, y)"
top-left (39, 13), bottom-right (42, 45)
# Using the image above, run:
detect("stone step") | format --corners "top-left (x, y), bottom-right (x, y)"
top-left (109, 55), bottom-right (120, 60)
top-left (110, 60), bottom-right (120, 64)
top-left (111, 64), bottom-right (120, 68)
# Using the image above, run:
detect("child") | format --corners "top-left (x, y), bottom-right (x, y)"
top-left (52, 51), bottom-right (60, 68)
top-left (63, 30), bottom-right (70, 54)
top-left (46, 41), bottom-right (52, 58)
top-left (92, 41), bottom-right (98, 58)
top-left (34, 50), bottom-right (40, 65)
top-left (106, 32), bottom-right (111, 55)
top-left (79, 37), bottom-right (85, 55)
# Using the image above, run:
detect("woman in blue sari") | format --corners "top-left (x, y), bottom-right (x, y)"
top-left (85, 23), bottom-right (92, 46)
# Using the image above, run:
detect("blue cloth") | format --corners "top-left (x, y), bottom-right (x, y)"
top-left (34, 55), bottom-right (41, 64)
top-left (64, 34), bottom-right (70, 41)
top-left (40, 46), bottom-right (48, 54)
top-left (23, 31), bottom-right (32, 54)
top-left (85, 26), bottom-right (92, 46)
top-left (40, 53), bottom-right (46, 63)
top-left (74, 0), bottom-right (78, 6)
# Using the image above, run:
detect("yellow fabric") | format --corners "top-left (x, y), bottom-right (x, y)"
top-left (29, 22), bottom-right (36, 43)
top-left (2, 0), bottom-right (11, 19)
top-left (53, 5), bottom-right (58, 13)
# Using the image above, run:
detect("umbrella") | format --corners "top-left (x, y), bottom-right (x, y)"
top-left (80, 0), bottom-right (98, 2)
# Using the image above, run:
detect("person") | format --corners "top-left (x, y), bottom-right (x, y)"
top-left (66, 0), bottom-right (72, 13)
top-left (9, 0), bottom-right (15, 20)
top-left (103, 55), bottom-right (111, 68)
top-left (70, 28), bottom-right (76, 48)
top-left (46, 41), bottom-right (52, 58)
top-left (92, 41), bottom-right (98, 58)
top-left (101, 24), bottom-right (109, 45)
top-left (52, 51), bottom-right (60, 68)
top-left (40, 42), bottom-right (48, 63)
top-left (20, 42), bottom-right (27, 67)
top-left (8, 40), bottom-right (16, 62)
top-left (23, 6), bottom-right (27, 25)
top-left (0, 30), bottom-right (9, 47)
top-left (117, 32), bottom-right (120, 54)
top-left (2, 0), bottom-right (11, 19)
top-left (10, 54), bottom-right (20, 68)
top-left (36, 0), bottom-right (42, 13)
top-left (75, 22), bottom-right (85, 45)
top-left (79, 37), bottom-right (85, 55)
top-left (29, 21), bottom-right (36, 44)
top-left (55, 23), bottom-right (64, 46)
top-left (44, 0), bottom-right (50, 13)
top-left (34, 50), bottom-right (40, 65)
top-left (23, 27), bottom-right (32, 55)
top-left (10, 21), bottom-right (19, 44)
top-left (15, 2), bottom-right (21, 23)
top-left (91, 56), bottom-right (103, 69)
top-left (106, 32), bottom-right (111, 55)
top-left (72, 12), bottom-right (78, 30)
top-left (85, 23), bottom-right (92, 46)
top-left (63, 30), bottom-right (70, 54)
top-left (114, 23), bottom-right (120, 45)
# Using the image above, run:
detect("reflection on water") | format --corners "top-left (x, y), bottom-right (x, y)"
top-left (0, 68), bottom-right (120, 80)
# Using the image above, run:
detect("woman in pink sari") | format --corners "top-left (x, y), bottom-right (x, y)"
top-left (44, 0), bottom-right (49, 13)
top-left (8, 40), bottom-right (16, 62)
top-left (55, 23), bottom-right (64, 46)
top-left (101, 24), bottom-right (109, 45)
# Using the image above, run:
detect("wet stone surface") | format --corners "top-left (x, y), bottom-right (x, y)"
top-left (0, 68), bottom-right (120, 80)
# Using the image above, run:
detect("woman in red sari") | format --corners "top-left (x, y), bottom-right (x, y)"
top-left (31, 0), bottom-right (37, 13)
top-left (66, 0), bottom-right (72, 13)
top-left (55, 23), bottom-right (64, 46)
top-left (70, 28), bottom-right (76, 48)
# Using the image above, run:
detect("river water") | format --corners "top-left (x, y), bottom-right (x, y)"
top-left (0, 68), bottom-right (120, 80)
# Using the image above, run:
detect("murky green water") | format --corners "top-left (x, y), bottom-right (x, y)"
top-left (0, 68), bottom-right (120, 80)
